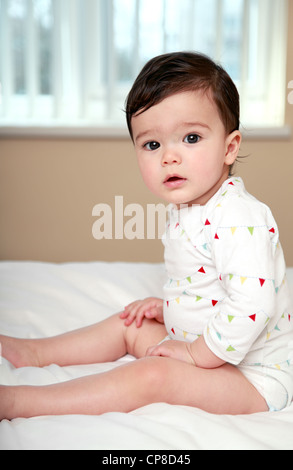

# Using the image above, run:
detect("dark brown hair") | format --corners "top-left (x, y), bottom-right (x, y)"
top-left (125, 51), bottom-right (240, 140)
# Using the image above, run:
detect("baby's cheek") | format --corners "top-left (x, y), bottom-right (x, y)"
top-left (140, 168), bottom-right (160, 193)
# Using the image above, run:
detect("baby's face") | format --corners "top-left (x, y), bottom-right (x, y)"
top-left (132, 90), bottom-right (241, 206)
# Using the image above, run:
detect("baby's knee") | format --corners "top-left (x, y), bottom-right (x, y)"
top-left (136, 357), bottom-right (170, 399)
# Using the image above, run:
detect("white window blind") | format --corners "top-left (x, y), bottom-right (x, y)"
top-left (0, 0), bottom-right (289, 134)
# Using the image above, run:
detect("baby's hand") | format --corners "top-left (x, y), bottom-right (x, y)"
top-left (146, 340), bottom-right (196, 366)
top-left (120, 297), bottom-right (164, 328)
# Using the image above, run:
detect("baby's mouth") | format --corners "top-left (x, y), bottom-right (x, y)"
top-left (164, 175), bottom-right (187, 188)
top-left (167, 176), bottom-right (182, 182)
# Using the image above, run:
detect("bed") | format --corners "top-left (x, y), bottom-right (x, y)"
top-left (0, 260), bottom-right (293, 450)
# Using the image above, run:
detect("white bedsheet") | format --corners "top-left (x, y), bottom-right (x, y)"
top-left (0, 261), bottom-right (292, 450)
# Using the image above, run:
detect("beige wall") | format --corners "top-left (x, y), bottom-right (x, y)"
top-left (1, 6), bottom-right (293, 265)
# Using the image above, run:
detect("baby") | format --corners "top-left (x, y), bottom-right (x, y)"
top-left (1, 52), bottom-right (293, 419)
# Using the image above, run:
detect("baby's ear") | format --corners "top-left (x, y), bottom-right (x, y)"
top-left (224, 131), bottom-right (242, 166)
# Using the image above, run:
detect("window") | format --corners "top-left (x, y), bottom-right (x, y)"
top-left (0, 0), bottom-right (289, 134)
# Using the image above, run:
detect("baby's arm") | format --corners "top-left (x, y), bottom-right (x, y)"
top-left (147, 336), bottom-right (226, 368)
top-left (120, 297), bottom-right (164, 328)
top-left (188, 336), bottom-right (226, 368)
top-left (121, 299), bottom-right (225, 367)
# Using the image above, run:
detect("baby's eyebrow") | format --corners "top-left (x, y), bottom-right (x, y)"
top-left (134, 129), bottom-right (154, 143)
top-left (181, 121), bottom-right (211, 131)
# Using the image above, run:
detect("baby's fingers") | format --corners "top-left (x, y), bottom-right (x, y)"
top-left (145, 344), bottom-right (158, 356)
top-left (119, 310), bottom-right (128, 319)
top-left (145, 307), bottom-right (159, 319)
top-left (122, 300), bottom-right (139, 314)
top-left (135, 304), bottom-right (154, 328)
top-left (120, 305), bottom-right (138, 326)
top-left (123, 311), bottom-right (137, 326)
top-left (135, 302), bottom-right (161, 327)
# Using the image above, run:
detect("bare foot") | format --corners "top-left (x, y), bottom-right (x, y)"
top-left (0, 335), bottom-right (40, 368)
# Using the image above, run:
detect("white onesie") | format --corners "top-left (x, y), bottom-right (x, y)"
top-left (162, 177), bottom-right (293, 411)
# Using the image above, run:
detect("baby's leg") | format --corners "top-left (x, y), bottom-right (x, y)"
top-left (0, 314), bottom-right (167, 368)
top-left (0, 357), bottom-right (156, 420)
top-left (0, 356), bottom-right (268, 420)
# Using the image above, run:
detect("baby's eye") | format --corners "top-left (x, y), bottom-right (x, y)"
top-left (144, 141), bottom-right (160, 151)
top-left (184, 134), bottom-right (200, 144)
